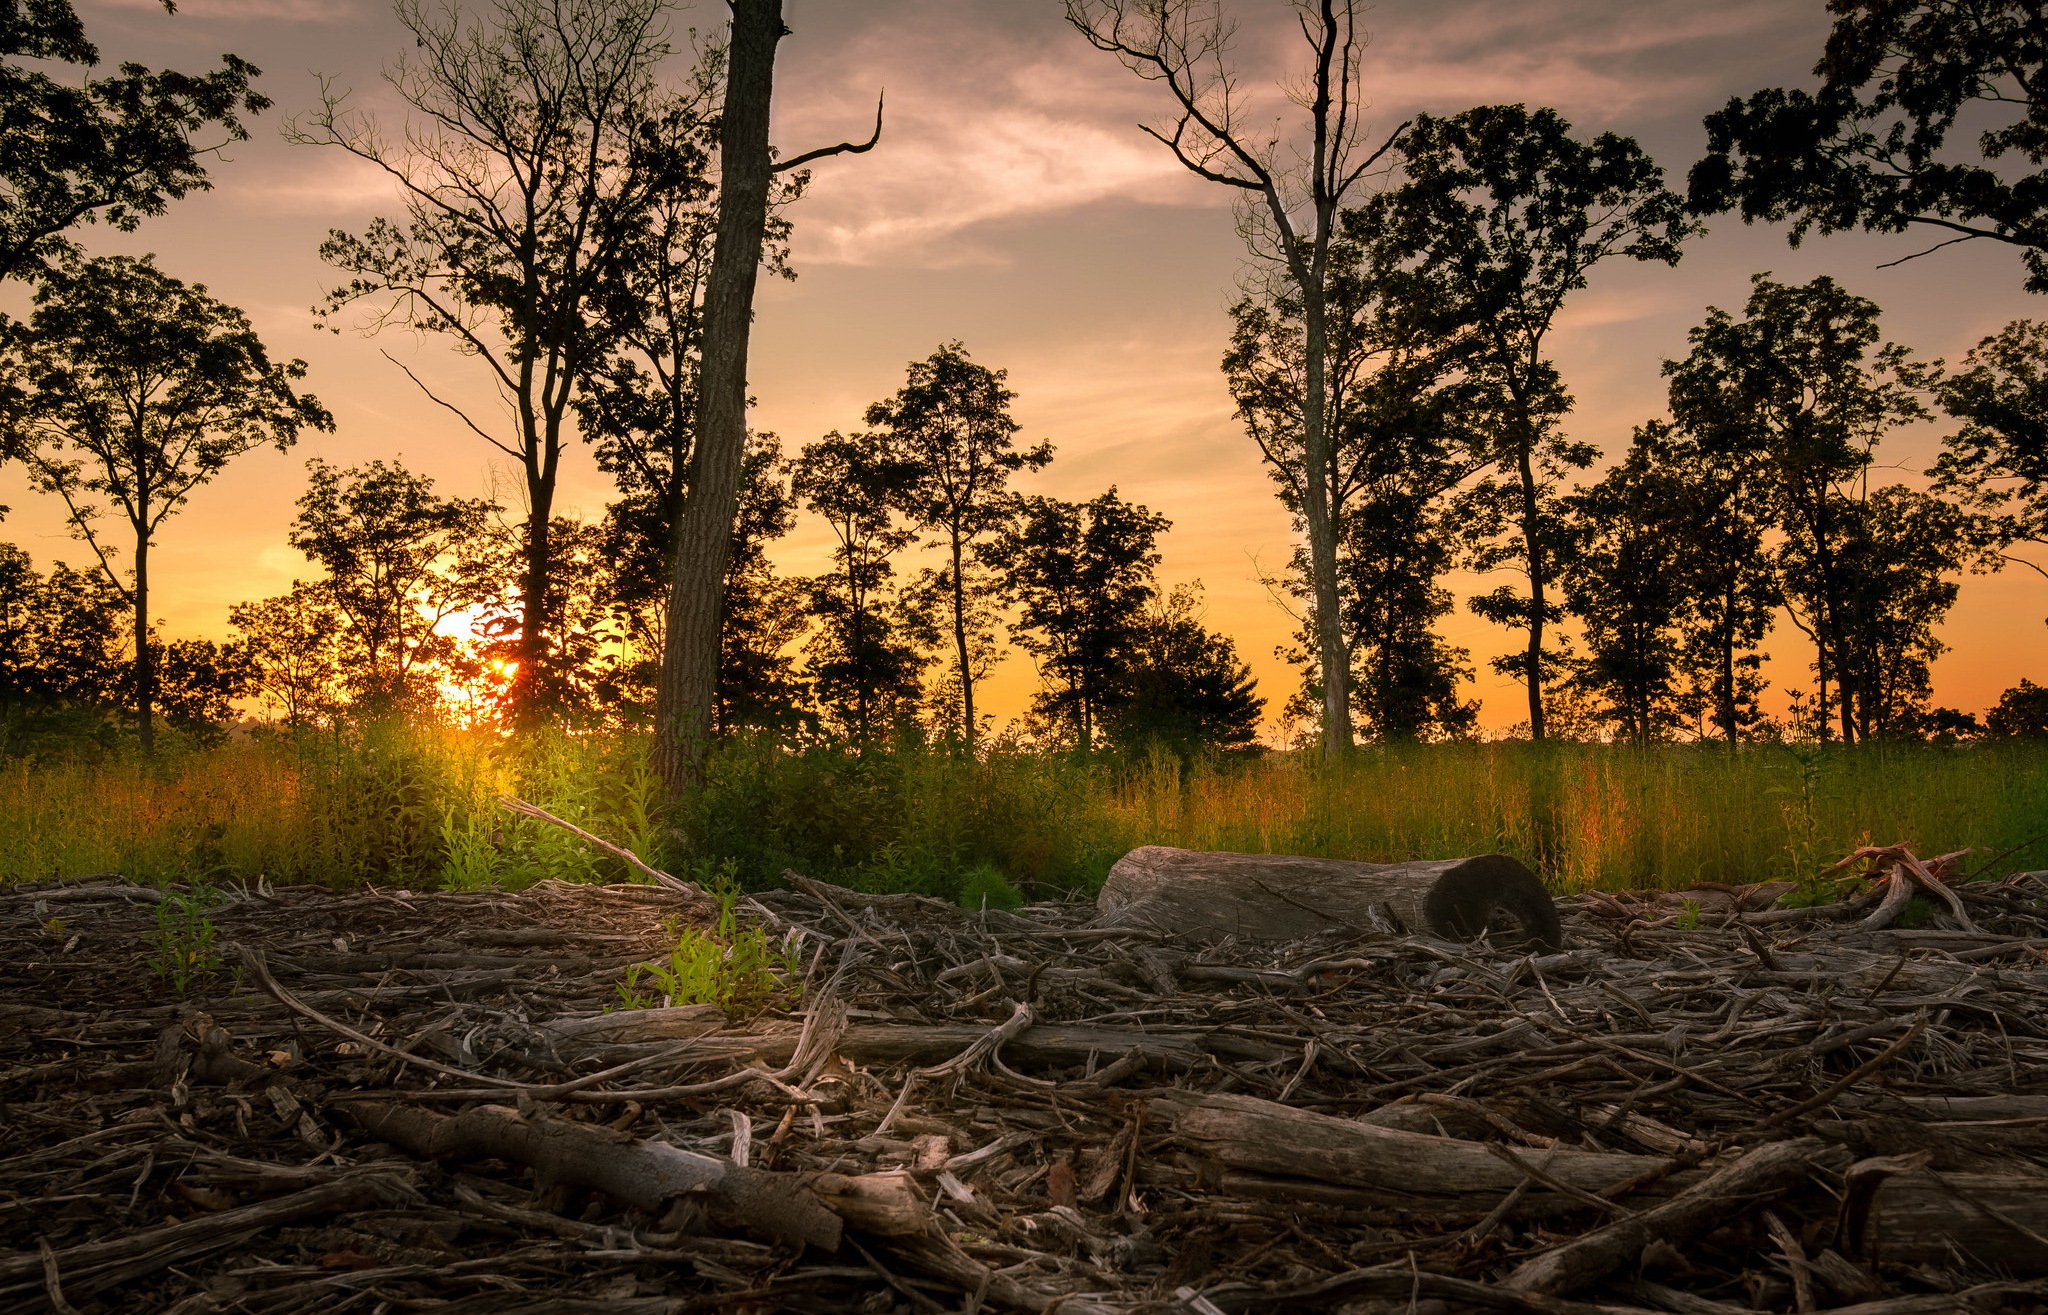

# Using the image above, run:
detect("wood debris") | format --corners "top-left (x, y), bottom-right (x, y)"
top-left (6, 852), bottom-right (2048, 1313)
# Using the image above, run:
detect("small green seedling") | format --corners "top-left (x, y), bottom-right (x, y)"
top-left (149, 885), bottom-right (229, 998)
top-left (614, 879), bottom-right (804, 1013)
top-left (1674, 898), bottom-right (1702, 931)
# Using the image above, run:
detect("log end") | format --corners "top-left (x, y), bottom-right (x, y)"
top-left (1428, 854), bottom-right (1562, 953)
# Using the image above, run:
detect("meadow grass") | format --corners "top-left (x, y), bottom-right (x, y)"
top-left (2, 728), bottom-right (2044, 897)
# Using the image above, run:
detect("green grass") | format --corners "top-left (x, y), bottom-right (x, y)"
top-left (3, 728), bottom-right (2045, 895)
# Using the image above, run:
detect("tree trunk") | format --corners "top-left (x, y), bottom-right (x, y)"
top-left (1516, 430), bottom-right (1547, 742)
top-left (951, 536), bottom-right (974, 752)
top-left (514, 503), bottom-right (552, 724)
top-left (1301, 276), bottom-right (1354, 762)
top-left (1096, 845), bottom-right (1561, 950)
top-left (656, 0), bottom-right (781, 805)
top-left (133, 525), bottom-right (154, 759)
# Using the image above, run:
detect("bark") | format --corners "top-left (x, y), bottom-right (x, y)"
top-left (1501, 1139), bottom-right (1832, 1296)
top-left (345, 1100), bottom-right (927, 1249)
top-left (1845, 1160), bottom-right (2048, 1273)
top-left (657, 0), bottom-right (782, 802)
top-left (132, 518), bottom-right (153, 759)
top-left (1096, 845), bottom-right (1562, 950)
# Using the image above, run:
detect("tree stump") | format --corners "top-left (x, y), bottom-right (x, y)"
top-left (1096, 846), bottom-right (1560, 951)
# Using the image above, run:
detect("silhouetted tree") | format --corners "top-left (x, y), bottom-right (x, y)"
top-left (1929, 318), bottom-right (2048, 613)
top-left (1066, 0), bottom-right (1407, 761)
top-left (0, 0), bottom-right (266, 283)
top-left (1370, 104), bottom-right (1699, 740)
top-left (229, 582), bottom-right (341, 726)
top-left (0, 254), bottom-right (328, 755)
top-left (288, 458), bottom-right (495, 712)
top-left (1227, 217), bottom-right (1482, 742)
top-left (1986, 679), bottom-right (2048, 738)
top-left (1107, 583), bottom-right (1264, 756)
top-left (0, 543), bottom-right (124, 747)
top-left (302, 0), bottom-right (687, 724)
top-left (1664, 273), bottom-right (1929, 743)
top-left (1691, 0), bottom-right (2048, 291)
top-left (988, 489), bottom-right (1169, 752)
top-left (793, 430), bottom-right (923, 742)
top-left (867, 342), bottom-right (1052, 751)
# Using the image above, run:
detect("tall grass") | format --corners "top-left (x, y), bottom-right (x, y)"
top-left (3, 729), bottom-right (2044, 894)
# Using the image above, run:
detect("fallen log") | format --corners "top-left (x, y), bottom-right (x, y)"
top-left (1844, 1158), bottom-right (2048, 1273)
top-left (344, 1102), bottom-right (926, 1250)
top-left (1155, 1090), bottom-right (1681, 1210)
top-left (1501, 1139), bottom-right (1835, 1296)
top-left (1097, 846), bottom-right (1561, 950)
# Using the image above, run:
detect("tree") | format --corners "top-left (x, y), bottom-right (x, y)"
top-left (0, 0), bottom-right (267, 283)
top-left (302, 0), bottom-right (686, 723)
top-left (1225, 217), bottom-right (1481, 742)
top-left (0, 255), bottom-right (329, 755)
top-left (654, 0), bottom-right (879, 801)
top-left (866, 341), bottom-right (1051, 751)
top-left (1691, 0), bottom-right (2048, 292)
top-left (1986, 679), bottom-right (2048, 738)
top-left (0, 542), bottom-right (124, 747)
top-left (988, 489), bottom-right (1169, 752)
top-left (287, 457), bottom-right (495, 712)
top-left (1108, 583), bottom-right (1264, 756)
top-left (1929, 318), bottom-right (2048, 609)
top-left (229, 582), bottom-right (341, 726)
top-left (1066, 0), bottom-right (1407, 761)
top-left (1370, 104), bottom-right (1699, 740)
top-left (792, 430), bottom-right (923, 742)
top-left (1664, 273), bottom-right (1929, 743)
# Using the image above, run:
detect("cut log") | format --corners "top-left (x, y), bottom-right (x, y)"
top-left (1098, 846), bottom-right (1561, 951)
top-left (540, 1004), bottom-right (727, 1046)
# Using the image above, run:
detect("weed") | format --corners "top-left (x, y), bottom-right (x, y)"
top-left (957, 863), bottom-right (1024, 912)
top-left (148, 885), bottom-right (230, 997)
top-left (614, 878), bottom-right (804, 1013)
top-left (1675, 898), bottom-right (1701, 931)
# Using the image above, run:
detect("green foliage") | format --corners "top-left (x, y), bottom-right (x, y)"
top-left (613, 882), bottom-right (803, 1013)
top-left (148, 885), bottom-right (228, 997)
top-left (956, 864), bottom-right (1024, 913)
top-left (1674, 898), bottom-right (1701, 931)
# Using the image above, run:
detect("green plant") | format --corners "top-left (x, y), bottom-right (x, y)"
top-left (613, 879), bottom-right (803, 1013)
top-left (957, 863), bottom-right (1024, 912)
top-left (1674, 898), bottom-right (1701, 931)
top-left (148, 884), bottom-right (228, 997)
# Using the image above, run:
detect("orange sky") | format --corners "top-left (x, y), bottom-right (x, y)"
top-left (2, 0), bottom-right (2042, 734)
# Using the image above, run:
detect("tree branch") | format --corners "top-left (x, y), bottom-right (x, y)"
top-left (774, 91), bottom-right (884, 173)
top-left (379, 350), bottom-right (523, 459)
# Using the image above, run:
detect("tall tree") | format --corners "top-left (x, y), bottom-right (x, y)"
top-left (792, 430), bottom-right (923, 742)
top-left (1691, 0), bottom-right (2048, 292)
top-left (1929, 318), bottom-right (2048, 610)
top-left (1066, 0), bottom-right (1406, 761)
top-left (987, 489), bottom-right (1169, 752)
top-left (229, 582), bottom-right (342, 727)
top-left (287, 458), bottom-right (496, 712)
top-left (1664, 273), bottom-right (1929, 743)
top-left (1371, 104), bottom-right (1698, 740)
top-left (0, 255), bottom-right (329, 755)
top-left (865, 342), bottom-right (1051, 751)
top-left (0, 543), bottom-right (125, 746)
top-left (1225, 218), bottom-right (1482, 741)
top-left (302, 0), bottom-right (684, 723)
top-left (654, 0), bottom-right (879, 801)
top-left (0, 0), bottom-right (266, 283)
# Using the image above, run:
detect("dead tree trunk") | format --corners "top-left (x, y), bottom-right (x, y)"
top-left (1097, 845), bottom-right (1560, 950)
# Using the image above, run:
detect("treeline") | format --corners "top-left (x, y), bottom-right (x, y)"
top-left (2, 0), bottom-right (2047, 761)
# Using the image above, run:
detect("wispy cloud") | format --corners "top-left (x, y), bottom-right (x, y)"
top-left (98, 0), bottom-right (361, 22)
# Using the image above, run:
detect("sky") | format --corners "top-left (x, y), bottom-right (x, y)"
top-left (4, 0), bottom-right (2044, 734)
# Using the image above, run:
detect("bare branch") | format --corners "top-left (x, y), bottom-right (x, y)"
top-left (380, 350), bottom-right (523, 459)
top-left (775, 91), bottom-right (884, 173)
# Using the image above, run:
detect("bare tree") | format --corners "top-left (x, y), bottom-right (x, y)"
top-left (654, 0), bottom-right (879, 802)
top-left (1066, 0), bottom-right (1405, 761)
top-left (296, 0), bottom-right (681, 724)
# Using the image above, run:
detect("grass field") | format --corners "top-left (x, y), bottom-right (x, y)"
top-left (4, 728), bottom-right (2045, 898)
